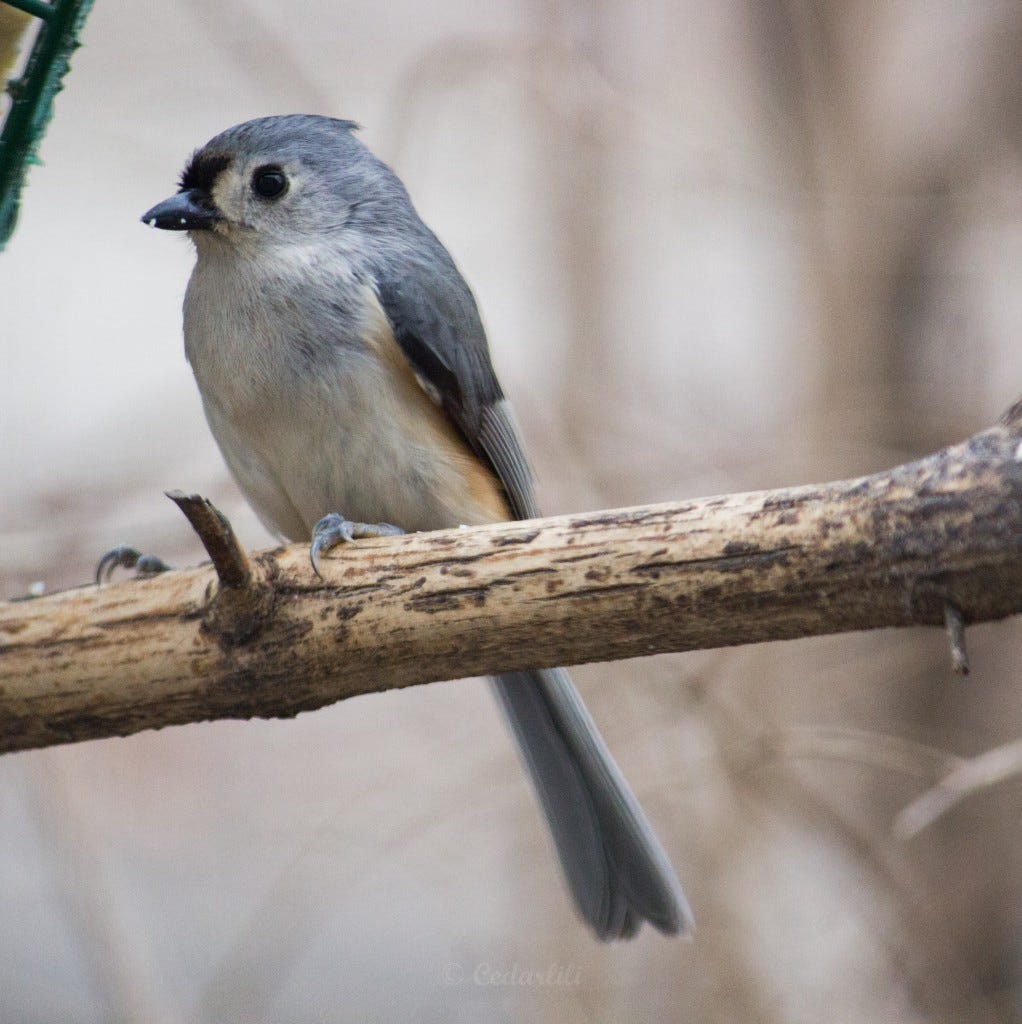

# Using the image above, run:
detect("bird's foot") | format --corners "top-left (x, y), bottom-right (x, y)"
top-left (95, 545), bottom-right (172, 584)
top-left (310, 512), bottom-right (404, 577)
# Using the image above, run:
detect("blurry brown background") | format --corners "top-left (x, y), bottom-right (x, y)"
top-left (2, 1), bottom-right (1022, 1021)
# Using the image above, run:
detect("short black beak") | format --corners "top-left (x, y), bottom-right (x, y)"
top-left (141, 189), bottom-right (220, 231)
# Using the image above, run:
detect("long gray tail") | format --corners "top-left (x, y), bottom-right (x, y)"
top-left (492, 667), bottom-right (693, 940)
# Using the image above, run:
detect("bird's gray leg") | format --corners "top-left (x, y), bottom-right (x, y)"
top-left (310, 512), bottom-right (404, 577)
top-left (95, 545), bottom-right (172, 584)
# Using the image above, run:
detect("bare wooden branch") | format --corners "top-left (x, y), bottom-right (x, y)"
top-left (2, 402), bottom-right (1022, 756)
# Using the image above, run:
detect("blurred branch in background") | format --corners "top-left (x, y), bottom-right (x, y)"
top-left (895, 737), bottom-right (1022, 841)
top-left (699, 686), bottom-right (1006, 1023)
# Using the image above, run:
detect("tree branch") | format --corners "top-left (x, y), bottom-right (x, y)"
top-left (2, 400), bottom-right (1022, 756)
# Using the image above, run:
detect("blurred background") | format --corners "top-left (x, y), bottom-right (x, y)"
top-left (2, 1), bottom-right (1022, 1020)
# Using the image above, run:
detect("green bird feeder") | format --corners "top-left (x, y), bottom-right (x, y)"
top-left (0, 0), bottom-right (94, 249)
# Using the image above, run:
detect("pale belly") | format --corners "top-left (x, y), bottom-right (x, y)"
top-left (184, 253), bottom-right (509, 541)
top-left (197, 344), bottom-right (509, 543)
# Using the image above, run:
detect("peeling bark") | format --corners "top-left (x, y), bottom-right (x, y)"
top-left (1, 401), bottom-right (1021, 755)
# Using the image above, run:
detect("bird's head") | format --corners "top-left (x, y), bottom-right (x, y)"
top-left (141, 115), bottom-right (402, 248)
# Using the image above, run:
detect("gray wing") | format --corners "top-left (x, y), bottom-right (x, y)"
top-left (372, 248), bottom-right (538, 520)
top-left (370, 240), bottom-right (692, 939)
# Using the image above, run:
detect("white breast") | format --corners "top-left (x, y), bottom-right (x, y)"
top-left (183, 240), bottom-right (507, 541)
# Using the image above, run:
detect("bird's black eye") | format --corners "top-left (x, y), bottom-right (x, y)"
top-left (252, 166), bottom-right (288, 199)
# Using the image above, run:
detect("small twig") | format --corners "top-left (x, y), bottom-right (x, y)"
top-left (893, 737), bottom-right (1022, 839)
top-left (165, 490), bottom-right (252, 588)
top-left (942, 603), bottom-right (970, 676)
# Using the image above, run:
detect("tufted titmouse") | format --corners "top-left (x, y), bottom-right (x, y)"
top-left (141, 115), bottom-right (692, 940)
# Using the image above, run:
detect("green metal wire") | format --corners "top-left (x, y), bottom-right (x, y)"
top-left (0, 0), bottom-right (94, 249)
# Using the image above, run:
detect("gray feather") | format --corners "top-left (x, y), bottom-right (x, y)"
top-left (477, 401), bottom-right (538, 520)
top-left (492, 668), bottom-right (693, 938)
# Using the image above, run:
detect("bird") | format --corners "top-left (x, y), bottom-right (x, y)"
top-left (140, 114), bottom-right (693, 940)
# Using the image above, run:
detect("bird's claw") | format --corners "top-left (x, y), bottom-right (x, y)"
top-left (95, 545), bottom-right (172, 584)
top-left (310, 512), bottom-right (404, 578)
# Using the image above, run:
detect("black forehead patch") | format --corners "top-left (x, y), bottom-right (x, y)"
top-left (179, 151), bottom-right (232, 194)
